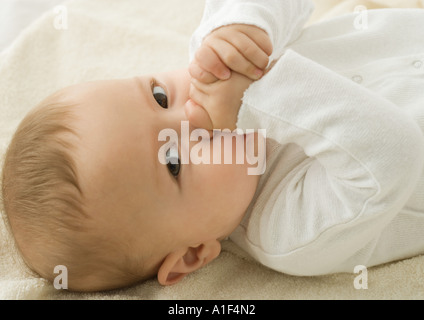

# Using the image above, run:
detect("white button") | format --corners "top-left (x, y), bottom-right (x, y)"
top-left (352, 75), bottom-right (363, 83)
top-left (413, 60), bottom-right (423, 69)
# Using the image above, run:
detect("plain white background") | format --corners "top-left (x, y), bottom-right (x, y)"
top-left (0, 0), bottom-right (65, 53)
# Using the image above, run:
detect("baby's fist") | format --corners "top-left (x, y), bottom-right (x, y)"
top-left (191, 24), bottom-right (273, 84)
top-left (185, 72), bottom-right (253, 131)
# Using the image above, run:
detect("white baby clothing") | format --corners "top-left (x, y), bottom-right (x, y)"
top-left (189, 0), bottom-right (424, 275)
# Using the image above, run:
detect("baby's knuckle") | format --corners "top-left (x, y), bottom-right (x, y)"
top-left (188, 63), bottom-right (200, 78)
top-left (242, 43), bottom-right (255, 56)
top-left (189, 84), bottom-right (198, 97)
top-left (202, 36), bottom-right (214, 47)
top-left (195, 46), bottom-right (210, 62)
top-left (262, 38), bottom-right (273, 55)
top-left (224, 51), bottom-right (239, 66)
top-left (198, 69), bottom-right (208, 82)
top-left (258, 56), bottom-right (269, 69)
top-left (208, 59), bottom-right (222, 73)
top-left (194, 54), bottom-right (204, 67)
top-left (242, 64), bottom-right (255, 76)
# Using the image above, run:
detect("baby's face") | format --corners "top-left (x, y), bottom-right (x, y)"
top-left (63, 68), bottom-right (260, 272)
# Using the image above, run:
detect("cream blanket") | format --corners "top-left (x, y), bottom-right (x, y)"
top-left (1, 0), bottom-right (424, 300)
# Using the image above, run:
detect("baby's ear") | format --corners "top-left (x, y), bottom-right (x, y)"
top-left (157, 240), bottom-right (221, 286)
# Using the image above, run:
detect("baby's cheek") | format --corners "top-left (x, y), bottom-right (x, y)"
top-left (188, 132), bottom-right (260, 203)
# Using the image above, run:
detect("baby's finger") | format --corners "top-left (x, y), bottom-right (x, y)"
top-left (194, 45), bottom-right (231, 80)
top-left (235, 25), bottom-right (273, 57)
top-left (185, 99), bottom-right (213, 131)
top-left (228, 31), bottom-right (270, 70)
top-left (189, 82), bottom-right (208, 108)
top-left (210, 38), bottom-right (263, 80)
top-left (190, 77), bottom-right (211, 94)
top-left (189, 61), bottom-right (220, 84)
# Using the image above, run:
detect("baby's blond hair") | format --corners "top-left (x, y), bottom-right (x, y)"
top-left (1, 93), bottom-right (146, 291)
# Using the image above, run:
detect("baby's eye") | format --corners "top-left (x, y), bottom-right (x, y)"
top-left (153, 85), bottom-right (168, 109)
top-left (165, 145), bottom-right (180, 177)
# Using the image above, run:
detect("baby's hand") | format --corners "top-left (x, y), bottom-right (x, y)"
top-left (185, 71), bottom-right (253, 131)
top-left (186, 24), bottom-right (272, 130)
top-left (189, 24), bottom-right (273, 84)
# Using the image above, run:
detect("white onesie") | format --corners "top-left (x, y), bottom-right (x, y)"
top-left (190, 0), bottom-right (424, 275)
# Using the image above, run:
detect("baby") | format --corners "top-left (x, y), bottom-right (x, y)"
top-left (3, 0), bottom-right (424, 292)
top-left (1, 16), bottom-right (272, 291)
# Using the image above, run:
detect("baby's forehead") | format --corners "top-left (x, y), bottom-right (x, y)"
top-left (47, 80), bottom-right (119, 104)
top-left (70, 103), bottom-right (155, 204)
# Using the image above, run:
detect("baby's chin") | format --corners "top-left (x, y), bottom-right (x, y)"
top-left (221, 173), bottom-right (259, 238)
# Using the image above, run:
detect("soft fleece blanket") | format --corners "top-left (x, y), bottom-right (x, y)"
top-left (1, 0), bottom-right (424, 300)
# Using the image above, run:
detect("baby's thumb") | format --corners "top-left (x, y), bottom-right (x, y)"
top-left (185, 99), bottom-right (214, 131)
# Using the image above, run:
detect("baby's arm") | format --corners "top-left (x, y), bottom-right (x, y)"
top-left (189, 24), bottom-right (272, 84)
top-left (186, 0), bottom-right (314, 130)
top-left (186, 24), bottom-right (270, 130)
top-left (186, 70), bottom-right (253, 131)
top-left (189, 0), bottom-right (314, 68)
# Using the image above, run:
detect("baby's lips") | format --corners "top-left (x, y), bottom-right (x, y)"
top-left (184, 99), bottom-right (214, 132)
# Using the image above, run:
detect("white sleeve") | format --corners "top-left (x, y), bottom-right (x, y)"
top-left (235, 49), bottom-right (424, 275)
top-left (189, 0), bottom-right (314, 63)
